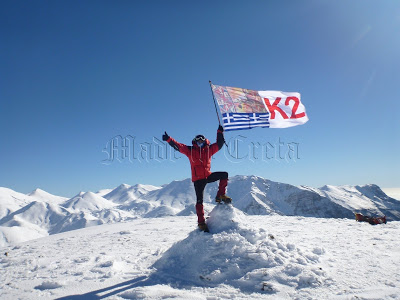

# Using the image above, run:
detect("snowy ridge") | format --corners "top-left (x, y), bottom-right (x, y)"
top-left (63, 192), bottom-right (116, 212)
top-left (28, 188), bottom-right (68, 204)
top-left (0, 187), bottom-right (36, 220)
top-left (140, 179), bottom-right (197, 210)
top-left (103, 183), bottom-right (161, 204)
top-left (0, 201), bottom-right (69, 232)
top-left (0, 175), bottom-right (399, 247)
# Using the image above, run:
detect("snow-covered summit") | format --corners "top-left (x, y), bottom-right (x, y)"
top-left (226, 176), bottom-right (400, 220)
top-left (28, 188), bottom-right (68, 204)
top-left (319, 183), bottom-right (400, 220)
top-left (104, 183), bottom-right (161, 204)
top-left (62, 192), bottom-right (116, 212)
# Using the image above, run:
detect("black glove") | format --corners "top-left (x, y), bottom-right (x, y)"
top-left (162, 131), bottom-right (170, 141)
top-left (218, 125), bottom-right (224, 132)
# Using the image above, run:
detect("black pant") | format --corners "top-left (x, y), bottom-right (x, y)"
top-left (194, 172), bottom-right (228, 204)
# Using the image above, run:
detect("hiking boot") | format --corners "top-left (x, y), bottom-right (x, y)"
top-left (198, 222), bottom-right (209, 232)
top-left (215, 194), bottom-right (232, 204)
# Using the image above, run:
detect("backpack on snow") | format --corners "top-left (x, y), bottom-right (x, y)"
top-left (355, 213), bottom-right (387, 225)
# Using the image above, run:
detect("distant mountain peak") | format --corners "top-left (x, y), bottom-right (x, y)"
top-left (29, 187), bottom-right (44, 194)
top-left (118, 183), bottom-right (131, 189)
top-left (28, 188), bottom-right (52, 197)
top-left (28, 188), bottom-right (67, 203)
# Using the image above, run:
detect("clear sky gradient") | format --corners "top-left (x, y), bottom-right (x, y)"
top-left (1, 1), bottom-right (399, 197)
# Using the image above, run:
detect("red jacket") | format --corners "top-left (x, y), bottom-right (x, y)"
top-left (167, 129), bottom-right (224, 182)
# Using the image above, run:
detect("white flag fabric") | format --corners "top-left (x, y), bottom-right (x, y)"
top-left (211, 84), bottom-right (309, 131)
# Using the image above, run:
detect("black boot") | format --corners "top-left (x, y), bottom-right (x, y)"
top-left (198, 222), bottom-right (209, 232)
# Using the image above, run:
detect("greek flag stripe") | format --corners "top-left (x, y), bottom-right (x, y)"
top-left (222, 112), bottom-right (270, 131)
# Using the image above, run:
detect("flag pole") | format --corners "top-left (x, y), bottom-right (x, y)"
top-left (209, 80), bottom-right (228, 148)
top-left (209, 80), bottom-right (221, 125)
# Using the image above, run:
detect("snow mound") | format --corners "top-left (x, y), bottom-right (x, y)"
top-left (151, 204), bottom-right (328, 293)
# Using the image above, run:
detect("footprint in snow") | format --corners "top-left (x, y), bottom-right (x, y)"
top-left (34, 281), bottom-right (63, 290)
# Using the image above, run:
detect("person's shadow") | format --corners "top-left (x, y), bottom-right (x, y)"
top-left (54, 229), bottom-right (208, 299)
top-left (54, 275), bottom-right (151, 300)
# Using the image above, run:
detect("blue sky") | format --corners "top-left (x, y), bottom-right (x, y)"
top-left (1, 0), bottom-right (399, 197)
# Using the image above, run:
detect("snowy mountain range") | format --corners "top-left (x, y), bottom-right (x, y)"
top-left (1, 175), bottom-right (399, 247)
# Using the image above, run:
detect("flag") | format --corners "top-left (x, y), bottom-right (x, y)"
top-left (211, 84), bottom-right (309, 131)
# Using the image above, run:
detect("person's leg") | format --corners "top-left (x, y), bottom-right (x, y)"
top-left (194, 179), bottom-right (207, 224)
top-left (207, 172), bottom-right (229, 198)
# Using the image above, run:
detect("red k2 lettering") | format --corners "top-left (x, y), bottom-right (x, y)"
top-left (263, 97), bottom-right (305, 119)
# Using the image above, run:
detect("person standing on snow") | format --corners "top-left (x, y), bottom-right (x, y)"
top-left (162, 125), bottom-right (231, 232)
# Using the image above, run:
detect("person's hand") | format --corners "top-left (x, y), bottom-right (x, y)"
top-left (162, 131), bottom-right (170, 141)
top-left (218, 125), bottom-right (224, 132)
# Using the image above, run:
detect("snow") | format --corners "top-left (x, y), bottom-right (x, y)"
top-left (95, 188), bottom-right (114, 197)
top-left (152, 204), bottom-right (328, 294)
top-left (0, 221), bottom-right (47, 245)
top-left (63, 192), bottom-right (116, 212)
top-left (1, 176), bottom-right (400, 299)
top-left (104, 183), bottom-right (161, 204)
top-left (1, 175), bottom-right (399, 248)
top-left (1, 208), bottom-right (399, 299)
top-left (320, 185), bottom-right (377, 211)
top-left (0, 187), bottom-right (35, 219)
top-left (28, 188), bottom-right (68, 204)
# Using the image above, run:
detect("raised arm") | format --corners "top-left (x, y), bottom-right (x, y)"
top-left (162, 131), bottom-right (190, 156)
top-left (216, 125), bottom-right (225, 150)
top-left (209, 125), bottom-right (225, 156)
